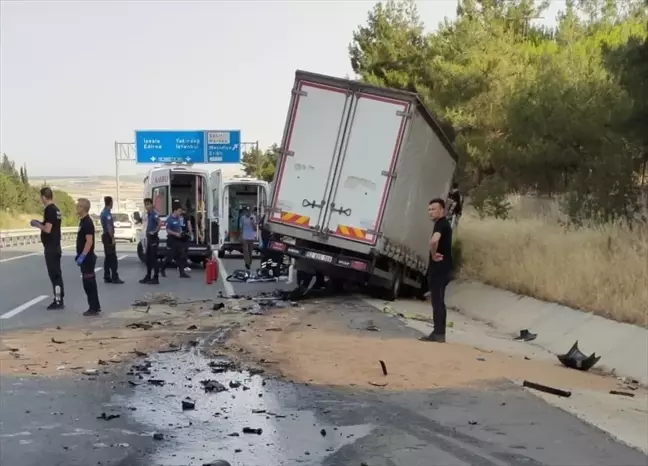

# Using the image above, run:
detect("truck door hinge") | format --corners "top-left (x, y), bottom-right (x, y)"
top-left (278, 148), bottom-right (294, 157)
top-left (292, 89), bottom-right (308, 97)
top-left (381, 170), bottom-right (397, 179)
top-left (396, 109), bottom-right (414, 118)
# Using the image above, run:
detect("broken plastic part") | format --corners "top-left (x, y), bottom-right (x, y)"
top-left (514, 329), bottom-right (537, 342)
top-left (556, 341), bottom-right (601, 371)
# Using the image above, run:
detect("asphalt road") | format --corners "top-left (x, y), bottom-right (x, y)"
top-left (1, 243), bottom-right (647, 465)
top-left (0, 241), bottom-right (267, 332)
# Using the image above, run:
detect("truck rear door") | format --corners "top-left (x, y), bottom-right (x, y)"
top-left (270, 80), bottom-right (352, 232)
top-left (322, 93), bottom-right (410, 245)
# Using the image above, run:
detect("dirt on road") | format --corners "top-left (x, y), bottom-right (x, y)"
top-left (229, 298), bottom-right (619, 393)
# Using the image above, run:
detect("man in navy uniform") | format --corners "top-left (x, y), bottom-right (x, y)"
top-left (161, 203), bottom-right (190, 279)
top-left (100, 196), bottom-right (124, 284)
top-left (140, 198), bottom-right (161, 285)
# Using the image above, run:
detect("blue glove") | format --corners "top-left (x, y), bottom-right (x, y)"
top-left (30, 219), bottom-right (41, 228)
top-left (76, 254), bottom-right (86, 266)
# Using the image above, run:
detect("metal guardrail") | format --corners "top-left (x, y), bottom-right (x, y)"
top-left (0, 227), bottom-right (78, 249)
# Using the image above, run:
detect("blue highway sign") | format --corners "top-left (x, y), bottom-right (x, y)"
top-left (135, 130), bottom-right (241, 164)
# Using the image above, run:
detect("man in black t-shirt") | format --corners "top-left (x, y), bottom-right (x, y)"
top-left (30, 187), bottom-right (65, 310)
top-left (75, 198), bottom-right (101, 316)
top-left (420, 198), bottom-right (453, 343)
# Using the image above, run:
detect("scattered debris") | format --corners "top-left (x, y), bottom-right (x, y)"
top-left (514, 329), bottom-right (537, 342)
top-left (51, 337), bottom-right (65, 344)
top-left (132, 349), bottom-right (148, 357)
top-left (201, 379), bottom-right (228, 393)
top-left (148, 379), bottom-right (165, 386)
top-left (248, 367), bottom-right (265, 376)
top-left (468, 421), bottom-right (479, 425)
top-left (203, 461), bottom-right (232, 466)
top-left (610, 390), bottom-right (635, 398)
top-left (242, 427), bottom-right (262, 435)
top-left (557, 341), bottom-right (600, 371)
top-left (186, 325), bottom-right (198, 330)
top-left (523, 380), bottom-right (572, 398)
top-left (208, 359), bottom-right (236, 373)
top-left (476, 357), bottom-right (486, 362)
top-left (212, 302), bottom-right (225, 311)
top-left (153, 432), bottom-right (164, 441)
top-left (182, 398), bottom-right (195, 411)
top-left (127, 322), bottom-right (154, 330)
top-left (379, 360), bottom-right (388, 376)
top-left (158, 343), bottom-right (180, 353)
top-left (320, 428), bottom-right (327, 437)
top-left (83, 369), bottom-right (98, 376)
top-left (368, 381), bottom-right (388, 387)
top-left (97, 412), bottom-right (120, 421)
top-left (229, 380), bottom-right (242, 389)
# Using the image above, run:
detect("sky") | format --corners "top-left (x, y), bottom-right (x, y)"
top-left (0, 0), bottom-right (563, 177)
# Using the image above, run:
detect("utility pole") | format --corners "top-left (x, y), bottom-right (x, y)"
top-left (114, 142), bottom-right (136, 211)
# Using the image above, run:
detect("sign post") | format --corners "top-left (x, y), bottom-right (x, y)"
top-left (134, 130), bottom-right (242, 164)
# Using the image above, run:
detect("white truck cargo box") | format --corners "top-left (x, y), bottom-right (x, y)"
top-left (267, 70), bottom-right (457, 298)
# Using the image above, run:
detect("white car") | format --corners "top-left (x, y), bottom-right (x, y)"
top-left (112, 212), bottom-right (138, 243)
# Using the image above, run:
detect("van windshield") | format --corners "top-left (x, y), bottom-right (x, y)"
top-left (113, 213), bottom-right (130, 223)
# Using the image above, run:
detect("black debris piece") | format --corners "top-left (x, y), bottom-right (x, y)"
top-left (557, 341), bottom-right (601, 371)
top-left (208, 359), bottom-right (236, 373)
top-left (229, 380), bottom-right (242, 389)
top-left (248, 367), bottom-right (265, 376)
top-left (227, 432), bottom-right (240, 437)
top-left (379, 360), bottom-right (388, 376)
top-left (523, 380), bottom-right (572, 398)
top-left (133, 349), bottom-right (148, 357)
top-left (182, 399), bottom-right (196, 411)
top-left (148, 379), bottom-right (165, 386)
top-left (610, 390), bottom-right (635, 397)
top-left (51, 337), bottom-right (65, 344)
top-left (320, 428), bottom-right (327, 437)
top-left (186, 324), bottom-right (198, 330)
top-left (127, 322), bottom-right (154, 330)
top-left (203, 461), bottom-right (232, 466)
top-left (468, 421), bottom-right (478, 425)
top-left (242, 427), bottom-right (263, 435)
top-left (153, 432), bottom-right (164, 441)
top-left (212, 302), bottom-right (225, 311)
top-left (201, 379), bottom-right (228, 393)
top-left (97, 412), bottom-right (120, 421)
top-left (514, 329), bottom-right (537, 342)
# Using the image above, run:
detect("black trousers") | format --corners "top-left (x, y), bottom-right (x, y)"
top-left (44, 246), bottom-right (64, 301)
top-left (429, 272), bottom-right (450, 335)
top-left (80, 253), bottom-right (101, 311)
top-left (145, 235), bottom-right (160, 279)
top-left (163, 237), bottom-right (186, 273)
top-left (101, 233), bottom-right (119, 280)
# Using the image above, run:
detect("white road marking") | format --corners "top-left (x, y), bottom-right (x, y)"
top-left (117, 254), bottom-right (128, 261)
top-left (0, 295), bottom-right (49, 320)
top-left (0, 245), bottom-right (74, 264)
top-left (216, 257), bottom-right (235, 296)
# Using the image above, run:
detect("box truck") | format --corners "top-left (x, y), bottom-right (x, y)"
top-left (265, 70), bottom-right (458, 299)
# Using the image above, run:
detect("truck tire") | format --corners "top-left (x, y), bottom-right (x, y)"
top-left (137, 242), bottom-right (146, 263)
top-left (385, 262), bottom-right (403, 301)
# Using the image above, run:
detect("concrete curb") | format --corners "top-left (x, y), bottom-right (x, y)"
top-left (446, 280), bottom-right (648, 386)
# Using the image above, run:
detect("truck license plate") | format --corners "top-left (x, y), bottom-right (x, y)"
top-left (305, 251), bottom-right (333, 263)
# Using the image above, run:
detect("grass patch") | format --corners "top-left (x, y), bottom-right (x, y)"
top-left (0, 212), bottom-right (37, 230)
top-left (457, 214), bottom-right (648, 326)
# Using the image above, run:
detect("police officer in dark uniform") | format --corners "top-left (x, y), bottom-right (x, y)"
top-left (100, 196), bottom-right (124, 284)
top-left (75, 198), bottom-right (102, 316)
top-left (140, 197), bottom-right (161, 285)
top-left (31, 187), bottom-right (65, 310)
top-left (161, 203), bottom-right (190, 278)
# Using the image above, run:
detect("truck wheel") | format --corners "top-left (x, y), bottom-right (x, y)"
top-left (137, 242), bottom-right (146, 263)
top-left (386, 263), bottom-right (403, 301)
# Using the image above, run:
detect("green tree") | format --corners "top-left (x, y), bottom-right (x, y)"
top-left (241, 144), bottom-right (279, 182)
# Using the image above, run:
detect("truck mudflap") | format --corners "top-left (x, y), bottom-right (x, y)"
top-left (268, 240), bottom-right (371, 273)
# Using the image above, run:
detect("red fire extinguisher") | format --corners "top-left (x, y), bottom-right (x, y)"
top-left (205, 260), bottom-right (214, 285)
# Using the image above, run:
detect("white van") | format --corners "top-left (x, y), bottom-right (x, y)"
top-left (216, 177), bottom-right (269, 258)
top-left (135, 165), bottom-right (269, 264)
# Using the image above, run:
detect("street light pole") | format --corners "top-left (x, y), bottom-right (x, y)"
top-left (114, 142), bottom-right (136, 211)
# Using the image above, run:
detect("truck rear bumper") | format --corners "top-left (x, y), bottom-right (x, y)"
top-left (266, 221), bottom-right (374, 256)
top-left (268, 239), bottom-right (372, 276)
